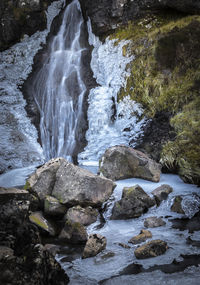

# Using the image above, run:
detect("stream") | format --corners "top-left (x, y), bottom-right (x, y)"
top-left (55, 162), bottom-right (200, 284)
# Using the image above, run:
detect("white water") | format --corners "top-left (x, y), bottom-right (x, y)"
top-left (32, 0), bottom-right (86, 161)
top-left (79, 22), bottom-right (146, 162)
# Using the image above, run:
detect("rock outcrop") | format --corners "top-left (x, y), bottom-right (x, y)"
top-left (82, 234), bottom-right (107, 259)
top-left (134, 239), bottom-right (168, 259)
top-left (0, 0), bottom-right (52, 51)
top-left (0, 187), bottom-right (69, 285)
top-left (80, 0), bottom-right (200, 37)
top-left (111, 185), bottom-right (155, 220)
top-left (99, 146), bottom-right (161, 182)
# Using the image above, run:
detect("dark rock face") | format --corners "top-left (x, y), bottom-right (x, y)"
top-left (0, 0), bottom-right (52, 51)
top-left (80, 0), bottom-right (200, 37)
top-left (134, 111), bottom-right (176, 163)
top-left (0, 187), bottom-right (69, 285)
top-left (111, 185), bottom-right (155, 220)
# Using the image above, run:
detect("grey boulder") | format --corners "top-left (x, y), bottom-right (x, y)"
top-left (52, 160), bottom-right (116, 207)
top-left (99, 145), bottom-right (161, 182)
top-left (111, 185), bottom-right (155, 220)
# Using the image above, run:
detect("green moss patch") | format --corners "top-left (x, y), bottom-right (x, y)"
top-left (111, 14), bottom-right (200, 184)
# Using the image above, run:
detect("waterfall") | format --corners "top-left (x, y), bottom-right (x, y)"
top-left (32, 0), bottom-right (86, 162)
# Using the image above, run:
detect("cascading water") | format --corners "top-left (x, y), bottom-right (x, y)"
top-left (32, 0), bottom-right (87, 162)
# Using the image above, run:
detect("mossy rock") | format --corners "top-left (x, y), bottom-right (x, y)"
top-left (111, 14), bottom-right (200, 185)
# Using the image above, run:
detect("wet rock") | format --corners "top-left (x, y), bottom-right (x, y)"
top-left (101, 251), bottom-right (115, 259)
top-left (65, 205), bottom-right (98, 226)
top-left (129, 229), bottom-right (152, 244)
top-left (44, 195), bottom-right (67, 216)
top-left (134, 239), bottom-right (168, 259)
top-left (59, 220), bottom-right (88, 244)
top-left (111, 185), bottom-right (155, 220)
top-left (52, 160), bottom-right (116, 207)
top-left (29, 211), bottom-right (57, 236)
top-left (118, 243), bottom-right (131, 249)
top-left (151, 184), bottom-right (173, 206)
top-left (170, 211), bottom-right (200, 233)
top-left (27, 157), bottom-right (65, 201)
top-left (99, 146), bottom-right (161, 182)
top-left (144, 216), bottom-right (166, 228)
top-left (82, 234), bottom-right (107, 259)
top-left (171, 196), bottom-right (185, 214)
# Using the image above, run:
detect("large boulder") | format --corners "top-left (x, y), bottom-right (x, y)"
top-left (27, 158), bottom-right (116, 208)
top-left (111, 185), bottom-right (155, 220)
top-left (27, 157), bottom-right (65, 201)
top-left (99, 146), bottom-right (161, 182)
top-left (82, 234), bottom-right (107, 259)
top-left (52, 160), bottom-right (116, 207)
top-left (65, 205), bottom-right (98, 226)
top-left (134, 239), bottom-right (168, 259)
top-left (151, 184), bottom-right (173, 206)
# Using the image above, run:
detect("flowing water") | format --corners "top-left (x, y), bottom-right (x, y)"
top-left (31, 0), bottom-right (87, 162)
top-left (57, 168), bottom-right (200, 285)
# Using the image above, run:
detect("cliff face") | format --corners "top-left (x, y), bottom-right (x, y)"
top-left (0, 0), bottom-right (53, 51)
top-left (80, 0), bottom-right (200, 37)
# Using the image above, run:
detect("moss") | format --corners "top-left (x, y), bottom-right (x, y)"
top-left (111, 14), bottom-right (200, 184)
top-left (24, 181), bottom-right (31, 190)
top-left (29, 215), bottom-right (48, 231)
